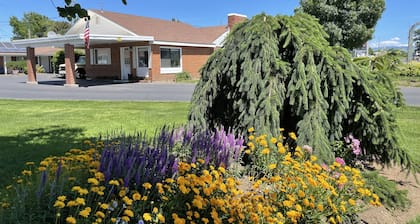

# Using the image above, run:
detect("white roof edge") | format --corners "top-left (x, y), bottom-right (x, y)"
top-left (88, 34), bottom-right (154, 41)
top-left (227, 13), bottom-right (247, 18)
top-left (12, 35), bottom-right (82, 47)
top-left (213, 30), bottom-right (229, 47)
top-left (153, 41), bottom-right (216, 48)
top-left (88, 10), bottom-right (138, 36)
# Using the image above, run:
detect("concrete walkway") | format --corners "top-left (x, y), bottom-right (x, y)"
top-left (0, 74), bottom-right (196, 102)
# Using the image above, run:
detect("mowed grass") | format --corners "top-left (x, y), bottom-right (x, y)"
top-left (0, 99), bottom-right (419, 186)
top-left (0, 99), bottom-right (189, 185)
top-left (395, 106), bottom-right (420, 165)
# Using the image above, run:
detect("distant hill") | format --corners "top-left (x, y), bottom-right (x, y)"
top-left (371, 46), bottom-right (408, 52)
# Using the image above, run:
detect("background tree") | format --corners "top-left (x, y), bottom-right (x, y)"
top-left (56, 0), bottom-right (126, 20)
top-left (188, 13), bottom-right (414, 171)
top-left (298, 0), bottom-right (385, 49)
top-left (9, 12), bottom-right (70, 40)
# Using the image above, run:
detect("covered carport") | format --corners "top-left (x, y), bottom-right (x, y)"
top-left (13, 34), bottom-right (152, 87)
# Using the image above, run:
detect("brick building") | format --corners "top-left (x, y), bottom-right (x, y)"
top-left (13, 10), bottom-right (247, 85)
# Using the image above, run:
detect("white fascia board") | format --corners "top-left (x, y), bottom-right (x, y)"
top-left (153, 41), bottom-right (216, 48)
top-left (86, 34), bottom-right (154, 41)
top-left (213, 31), bottom-right (229, 47)
top-left (89, 10), bottom-right (138, 36)
top-left (12, 35), bottom-right (83, 48)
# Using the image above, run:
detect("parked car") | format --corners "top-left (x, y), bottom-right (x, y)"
top-left (58, 56), bottom-right (86, 79)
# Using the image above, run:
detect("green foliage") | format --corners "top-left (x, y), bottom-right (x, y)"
top-left (188, 13), bottom-right (414, 172)
top-left (298, 0), bottom-right (385, 49)
top-left (9, 12), bottom-right (70, 40)
top-left (398, 62), bottom-right (420, 77)
top-left (407, 215), bottom-right (420, 224)
top-left (51, 49), bottom-right (84, 73)
top-left (57, 0), bottom-right (126, 20)
top-left (6, 60), bottom-right (26, 71)
top-left (175, 72), bottom-right (192, 82)
top-left (362, 171), bottom-right (410, 210)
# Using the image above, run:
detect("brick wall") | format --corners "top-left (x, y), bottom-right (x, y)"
top-left (86, 42), bottom-right (214, 82)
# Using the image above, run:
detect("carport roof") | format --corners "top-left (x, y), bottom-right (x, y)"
top-left (0, 42), bottom-right (26, 56)
top-left (12, 34), bottom-right (154, 48)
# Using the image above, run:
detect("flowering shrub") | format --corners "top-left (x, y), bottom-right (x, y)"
top-left (0, 128), bottom-right (380, 224)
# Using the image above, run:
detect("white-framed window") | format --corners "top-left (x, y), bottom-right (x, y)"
top-left (160, 47), bottom-right (182, 73)
top-left (90, 48), bottom-right (111, 65)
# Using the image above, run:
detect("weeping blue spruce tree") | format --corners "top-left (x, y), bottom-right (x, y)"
top-left (188, 13), bottom-right (414, 170)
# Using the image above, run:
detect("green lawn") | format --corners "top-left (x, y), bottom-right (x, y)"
top-left (0, 100), bottom-right (189, 185)
top-left (0, 99), bottom-right (419, 187)
top-left (395, 106), bottom-right (420, 164)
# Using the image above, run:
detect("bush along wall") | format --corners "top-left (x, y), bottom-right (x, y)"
top-left (188, 13), bottom-right (415, 172)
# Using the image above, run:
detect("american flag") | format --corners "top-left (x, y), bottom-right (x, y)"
top-left (84, 19), bottom-right (90, 49)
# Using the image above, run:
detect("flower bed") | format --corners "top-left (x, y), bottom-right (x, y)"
top-left (0, 127), bottom-right (380, 223)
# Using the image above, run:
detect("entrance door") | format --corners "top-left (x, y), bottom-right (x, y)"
top-left (120, 47), bottom-right (131, 80)
top-left (136, 47), bottom-right (149, 78)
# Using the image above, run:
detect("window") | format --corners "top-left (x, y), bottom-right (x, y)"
top-left (90, 48), bottom-right (111, 65)
top-left (160, 47), bottom-right (182, 73)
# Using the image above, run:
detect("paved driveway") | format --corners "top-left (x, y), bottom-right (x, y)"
top-left (0, 74), bottom-right (196, 102)
top-left (0, 74), bottom-right (419, 106)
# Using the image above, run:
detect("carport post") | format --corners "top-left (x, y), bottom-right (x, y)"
top-left (26, 47), bottom-right (37, 84)
top-left (64, 44), bottom-right (78, 87)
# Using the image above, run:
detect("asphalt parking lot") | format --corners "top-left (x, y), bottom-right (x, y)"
top-left (0, 74), bottom-right (419, 106)
top-left (0, 74), bottom-right (196, 102)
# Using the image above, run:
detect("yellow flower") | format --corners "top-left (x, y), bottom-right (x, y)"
top-left (57, 196), bottom-right (66, 201)
top-left (38, 166), bottom-right (47, 171)
top-left (88, 178), bottom-right (99, 185)
top-left (261, 148), bottom-right (270, 155)
top-left (157, 213), bottom-right (165, 223)
top-left (268, 163), bottom-right (277, 169)
top-left (108, 180), bottom-right (119, 186)
top-left (143, 182), bottom-right (152, 190)
top-left (95, 211), bottom-right (105, 219)
top-left (289, 132), bottom-right (297, 140)
top-left (298, 190), bottom-right (305, 198)
top-left (248, 135), bottom-right (255, 140)
top-left (270, 137), bottom-right (277, 144)
top-left (79, 207), bottom-right (91, 218)
top-left (78, 188), bottom-right (89, 195)
top-left (124, 209), bottom-right (134, 218)
top-left (66, 216), bottom-right (76, 224)
top-left (248, 127), bottom-right (254, 132)
top-left (122, 196), bottom-right (133, 206)
top-left (21, 170), bottom-right (32, 176)
top-left (25, 161), bottom-right (35, 165)
top-left (100, 203), bottom-right (108, 210)
top-left (53, 200), bottom-right (65, 209)
top-left (132, 192), bottom-right (141, 201)
top-left (121, 216), bottom-right (130, 222)
top-left (143, 213), bottom-right (152, 221)
top-left (67, 201), bottom-right (77, 207)
top-left (348, 199), bottom-right (356, 206)
top-left (153, 207), bottom-right (159, 213)
top-left (40, 161), bottom-right (49, 166)
top-left (317, 204), bottom-right (324, 212)
top-left (75, 197), bottom-right (86, 206)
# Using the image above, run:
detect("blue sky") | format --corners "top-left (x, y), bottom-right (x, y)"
top-left (0, 0), bottom-right (419, 49)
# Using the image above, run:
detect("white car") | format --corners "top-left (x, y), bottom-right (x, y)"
top-left (58, 56), bottom-right (86, 79)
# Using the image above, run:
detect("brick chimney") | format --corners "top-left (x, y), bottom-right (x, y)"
top-left (227, 13), bottom-right (247, 30)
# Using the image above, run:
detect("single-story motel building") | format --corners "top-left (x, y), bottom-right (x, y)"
top-left (13, 10), bottom-right (247, 86)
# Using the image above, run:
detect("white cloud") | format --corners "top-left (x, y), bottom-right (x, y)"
top-left (369, 37), bottom-right (408, 48)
